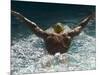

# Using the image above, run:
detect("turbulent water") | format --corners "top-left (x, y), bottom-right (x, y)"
top-left (11, 23), bottom-right (96, 75)
top-left (11, 1), bottom-right (96, 75)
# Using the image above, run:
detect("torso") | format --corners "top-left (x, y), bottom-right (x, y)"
top-left (44, 33), bottom-right (72, 55)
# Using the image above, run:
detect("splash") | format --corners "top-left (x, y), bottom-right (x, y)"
top-left (11, 26), bottom-right (96, 75)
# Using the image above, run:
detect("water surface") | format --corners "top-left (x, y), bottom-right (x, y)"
top-left (11, 1), bottom-right (96, 75)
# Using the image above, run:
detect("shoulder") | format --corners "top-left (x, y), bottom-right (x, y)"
top-left (62, 32), bottom-right (72, 39)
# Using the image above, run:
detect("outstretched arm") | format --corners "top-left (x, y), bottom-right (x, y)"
top-left (68, 13), bottom-right (95, 38)
top-left (11, 10), bottom-right (48, 38)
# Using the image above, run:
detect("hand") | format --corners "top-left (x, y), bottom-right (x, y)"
top-left (11, 10), bottom-right (19, 16)
top-left (89, 12), bottom-right (96, 20)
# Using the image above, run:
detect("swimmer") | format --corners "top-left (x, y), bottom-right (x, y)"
top-left (11, 11), bottom-right (95, 55)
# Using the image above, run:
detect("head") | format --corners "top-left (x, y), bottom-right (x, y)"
top-left (53, 22), bottom-right (64, 33)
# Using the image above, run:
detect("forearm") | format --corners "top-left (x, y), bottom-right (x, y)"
top-left (11, 10), bottom-right (37, 29)
top-left (78, 14), bottom-right (93, 28)
top-left (11, 10), bottom-right (48, 38)
top-left (68, 13), bottom-right (94, 37)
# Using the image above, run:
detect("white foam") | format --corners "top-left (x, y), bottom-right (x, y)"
top-left (11, 26), bottom-right (96, 74)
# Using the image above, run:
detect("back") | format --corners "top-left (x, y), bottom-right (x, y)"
top-left (44, 33), bottom-right (72, 55)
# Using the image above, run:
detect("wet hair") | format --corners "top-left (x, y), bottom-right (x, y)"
top-left (53, 22), bottom-right (64, 33)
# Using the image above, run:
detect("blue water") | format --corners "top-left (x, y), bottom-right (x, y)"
top-left (11, 1), bottom-right (96, 75)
